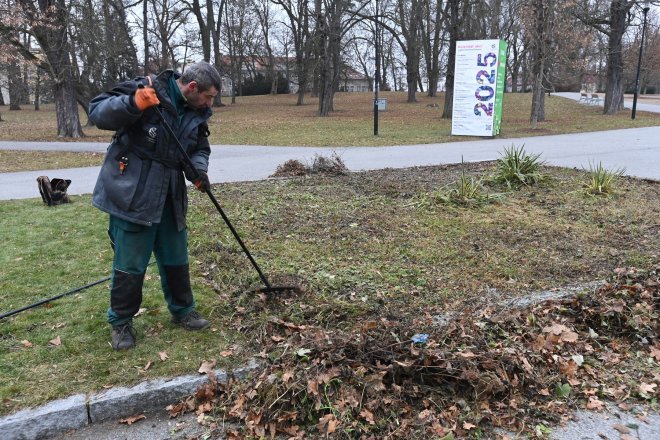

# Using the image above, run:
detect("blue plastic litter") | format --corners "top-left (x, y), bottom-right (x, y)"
top-left (411, 333), bottom-right (429, 344)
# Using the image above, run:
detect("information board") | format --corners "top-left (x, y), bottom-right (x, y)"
top-left (451, 39), bottom-right (507, 137)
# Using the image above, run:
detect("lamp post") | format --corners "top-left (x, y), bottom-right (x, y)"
top-left (632, 0), bottom-right (651, 120)
top-left (373, 0), bottom-right (380, 135)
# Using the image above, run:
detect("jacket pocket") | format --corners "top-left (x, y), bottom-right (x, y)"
top-left (100, 150), bottom-right (143, 212)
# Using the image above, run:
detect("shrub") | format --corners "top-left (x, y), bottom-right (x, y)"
top-left (491, 144), bottom-right (546, 188)
top-left (240, 73), bottom-right (290, 96)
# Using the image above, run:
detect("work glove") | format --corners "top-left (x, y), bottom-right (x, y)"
top-left (134, 87), bottom-right (160, 111)
top-left (194, 170), bottom-right (211, 193)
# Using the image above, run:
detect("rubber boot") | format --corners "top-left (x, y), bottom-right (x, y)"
top-left (162, 264), bottom-right (209, 330)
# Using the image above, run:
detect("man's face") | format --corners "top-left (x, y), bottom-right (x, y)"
top-left (183, 81), bottom-right (218, 110)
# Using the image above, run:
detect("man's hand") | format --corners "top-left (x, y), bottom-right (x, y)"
top-left (134, 87), bottom-right (160, 111)
top-left (194, 170), bottom-right (211, 192)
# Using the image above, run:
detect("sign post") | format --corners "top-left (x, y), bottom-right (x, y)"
top-left (451, 39), bottom-right (507, 137)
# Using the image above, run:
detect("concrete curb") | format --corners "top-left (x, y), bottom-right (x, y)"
top-left (0, 358), bottom-right (261, 440)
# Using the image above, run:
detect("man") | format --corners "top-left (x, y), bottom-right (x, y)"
top-left (90, 61), bottom-right (221, 350)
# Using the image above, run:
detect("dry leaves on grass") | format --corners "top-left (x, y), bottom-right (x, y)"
top-left (48, 336), bottom-right (61, 346)
top-left (164, 266), bottom-right (658, 438)
top-left (198, 359), bottom-right (217, 375)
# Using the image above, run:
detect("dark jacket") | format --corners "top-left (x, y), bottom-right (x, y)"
top-left (90, 70), bottom-right (211, 231)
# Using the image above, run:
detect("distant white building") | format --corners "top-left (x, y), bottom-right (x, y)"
top-left (219, 56), bottom-right (371, 95)
top-left (338, 66), bottom-right (370, 93)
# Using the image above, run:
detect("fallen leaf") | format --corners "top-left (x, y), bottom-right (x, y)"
top-left (143, 361), bottom-right (152, 371)
top-left (20, 340), bottom-right (33, 348)
top-left (159, 351), bottom-right (168, 361)
top-left (220, 350), bottom-right (233, 357)
top-left (649, 346), bottom-right (660, 362)
top-left (360, 408), bottom-right (375, 425)
top-left (318, 413), bottom-right (339, 434)
top-left (49, 336), bottom-right (61, 346)
top-left (134, 308), bottom-right (147, 317)
top-left (198, 359), bottom-right (217, 375)
top-left (463, 421), bottom-right (476, 430)
top-left (639, 382), bottom-right (657, 395)
top-left (612, 424), bottom-right (630, 434)
top-left (560, 331), bottom-right (579, 343)
top-left (560, 359), bottom-right (578, 378)
top-left (543, 323), bottom-right (569, 335)
top-left (586, 397), bottom-right (604, 410)
top-left (282, 370), bottom-right (295, 383)
top-left (119, 413), bottom-right (146, 425)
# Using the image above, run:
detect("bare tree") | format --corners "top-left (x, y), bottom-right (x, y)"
top-left (146, 0), bottom-right (191, 71)
top-left (253, 0), bottom-right (278, 94)
top-left (395, 0), bottom-right (424, 102)
top-left (572, 0), bottom-right (643, 114)
top-left (274, 0), bottom-right (313, 105)
top-left (315, 0), bottom-right (368, 116)
top-left (420, 0), bottom-right (447, 96)
top-left (441, 0), bottom-right (461, 119)
top-left (223, 0), bottom-right (257, 102)
top-left (14, 0), bottom-right (84, 137)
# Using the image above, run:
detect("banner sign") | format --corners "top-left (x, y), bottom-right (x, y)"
top-left (451, 39), bottom-right (507, 137)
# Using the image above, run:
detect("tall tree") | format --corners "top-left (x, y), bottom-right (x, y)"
top-left (572, 0), bottom-right (638, 114)
top-left (526, 0), bottom-right (553, 127)
top-left (15, 0), bottom-right (84, 137)
top-left (441, 0), bottom-right (461, 119)
top-left (274, 0), bottom-right (313, 105)
top-left (315, 0), bottom-right (367, 115)
top-left (420, 0), bottom-right (446, 97)
top-left (253, 0), bottom-right (278, 94)
top-left (396, 0), bottom-right (424, 102)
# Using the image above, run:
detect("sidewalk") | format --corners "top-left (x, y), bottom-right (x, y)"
top-left (1, 124), bottom-right (660, 200)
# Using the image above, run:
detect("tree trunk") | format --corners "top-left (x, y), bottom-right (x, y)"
top-left (603, 0), bottom-right (629, 114)
top-left (18, 0), bottom-right (84, 137)
top-left (8, 61), bottom-right (22, 110)
top-left (442, 0), bottom-right (460, 119)
top-left (530, 0), bottom-right (548, 126)
top-left (212, 0), bottom-right (225, 106)
top-left (34, 68), bottom-right (40, 111)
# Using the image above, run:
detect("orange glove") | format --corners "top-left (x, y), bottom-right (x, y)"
top-left (134, 87), bottom-right (160, 111)
top-left (194, 170), bottom-right (210, 192)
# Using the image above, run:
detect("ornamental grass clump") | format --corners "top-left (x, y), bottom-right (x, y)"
top-left (434, 162), bottom-right (505, 207)
top-left (492, 144), bottom-right (546, 188)
top-left (583, 161), bottom-right (625, 195)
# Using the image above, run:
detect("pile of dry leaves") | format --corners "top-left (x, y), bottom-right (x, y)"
top-left (270, 154), bottom-right (348, 178)
top-left (169, 266), bottom-right (659, 439)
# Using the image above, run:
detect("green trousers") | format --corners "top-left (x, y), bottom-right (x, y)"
top-left (107, 198), bottom-right (195, 325)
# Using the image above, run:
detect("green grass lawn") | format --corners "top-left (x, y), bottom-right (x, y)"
top-left (1, 162), bottom-right (658, 416)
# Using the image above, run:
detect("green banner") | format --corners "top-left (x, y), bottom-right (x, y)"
top-left (492, 40), bottom-right (508, 136)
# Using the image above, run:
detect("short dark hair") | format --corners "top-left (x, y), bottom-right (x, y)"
top-left (180, 61), bottom-right (221, 92)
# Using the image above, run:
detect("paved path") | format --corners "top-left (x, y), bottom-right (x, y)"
top-left (2, 125), bottom-right (660, 200)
